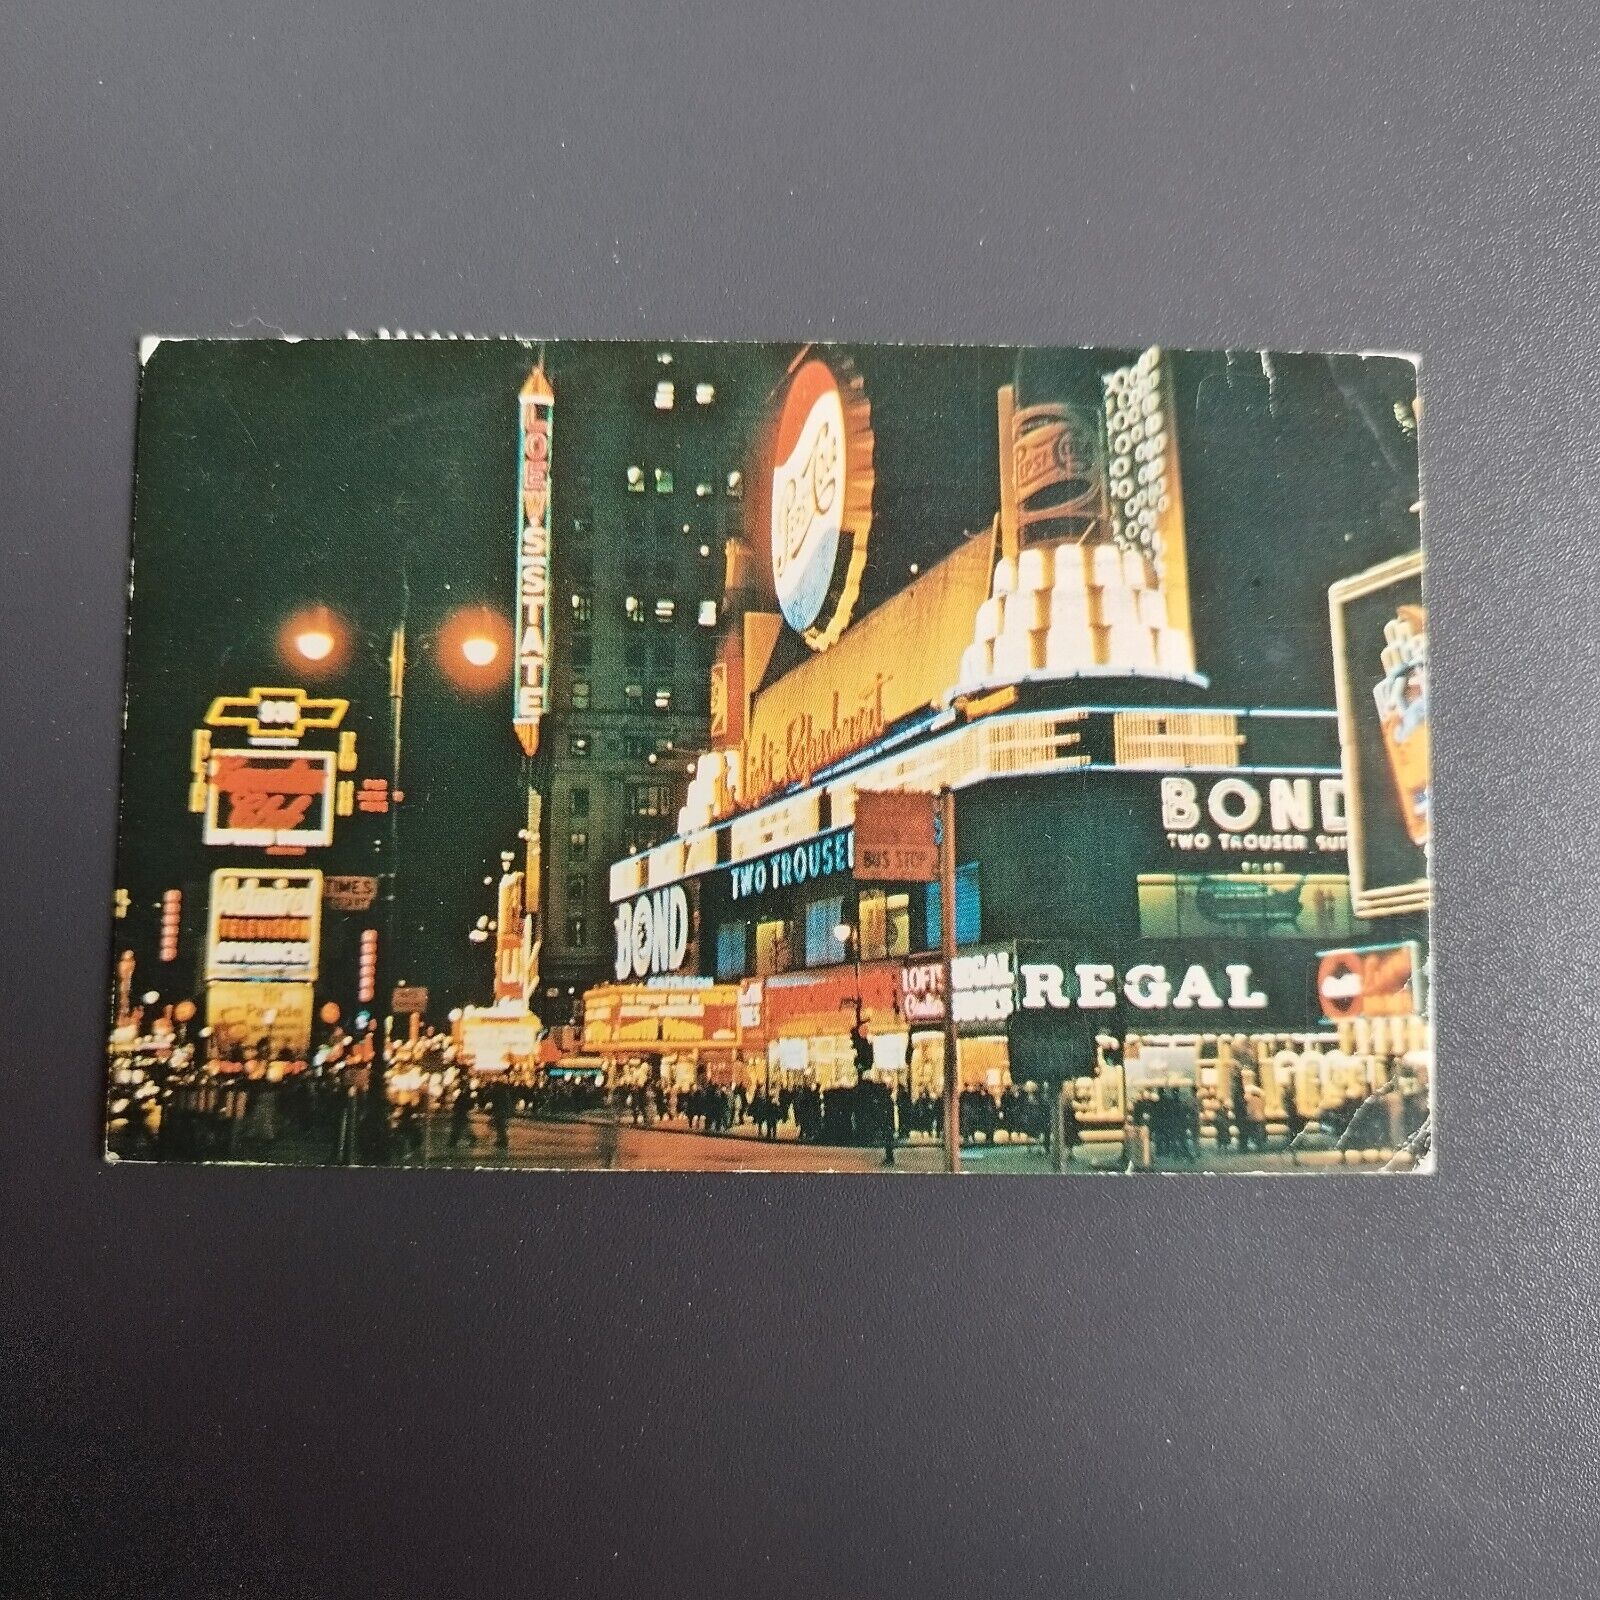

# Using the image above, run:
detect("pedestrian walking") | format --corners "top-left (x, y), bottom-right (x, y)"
top-left (449, 1079), bottom-right (474, 1150)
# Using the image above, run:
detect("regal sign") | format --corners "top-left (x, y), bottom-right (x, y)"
top-left (203, 750), bottom-right (335, 848)
top-left (513, 365), bottom-right (554, 758)
top-left (1018, 958), bottom-right (1268, 1014)
top-left (765, 351), bottom-right (874, 651)
top-left (206, 869), bottom-right (322, 982)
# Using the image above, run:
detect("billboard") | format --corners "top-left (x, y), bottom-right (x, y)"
top-left (203, 750), bottom-right (336, 848)
top-left (760, 350), bottom-right (875, 651)
top-left (740, 528), bottom-right (993, 805)
top-left (1316, 941), bottom-right (1424, 1021)
top-left (206, 868), bottom-right (323, 982)
top-left (1330, 551), bottom-right (1430, 916)
top-left (582, 984), bottom-right (740, 1052)
top-left (205, 980), bottom-right (314, 1057)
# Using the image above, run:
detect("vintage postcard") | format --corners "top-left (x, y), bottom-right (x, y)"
top-left (106, 338), bottom-right (1430, 1172)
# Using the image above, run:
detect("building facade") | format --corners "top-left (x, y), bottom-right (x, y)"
top-left (584, 344), bottom-right (1429, 1130)
top-left (532, 343), bottom-right (789, 1020)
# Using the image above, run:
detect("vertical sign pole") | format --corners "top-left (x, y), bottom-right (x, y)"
top-left (939, 787), bottom-right (961, 1175)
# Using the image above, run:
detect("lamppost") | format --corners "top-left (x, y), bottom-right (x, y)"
top-left (831, 919), bottom-right (864, 1031)
top-left (281, 594), bottom-right (511, 1163)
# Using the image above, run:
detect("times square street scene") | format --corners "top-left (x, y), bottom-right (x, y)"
top-left (106, 338), bottom-right (1432, 1173)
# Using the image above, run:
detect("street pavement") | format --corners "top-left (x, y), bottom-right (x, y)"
top-left (177, 1107), bottom-right (1386, 1173)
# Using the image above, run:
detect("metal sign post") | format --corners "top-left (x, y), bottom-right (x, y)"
top-left (939, 788), bottom-right (961, 1175)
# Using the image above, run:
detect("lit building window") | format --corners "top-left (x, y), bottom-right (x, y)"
top-left (570, 680), bottom-right (590, 710)
top-left (570, 591), bottom-right (592, 625)
top-left (697, 599), bottom-right (717, 627)
top-left (654, 467), bottom-right (674, 494)
top-left (695, 382), bottom-right (715, 405)
top-left (926, 864), bottom-right (982, 948)
top-left (755, 918), bottom-right (791, 976)
top-left (715, 921), bottom-right (748, 979)
top-left (565, 914), bottom-right (588, 947)
top-left (656, 350), bottom-right (673, 366)
top-left (567, 733), bottom-right (590, 758)
top-left (695, 481), bottom-right (712, 499)
top-left (698, 543), bottom-right (711, 558)
top-left (625, 683), bottom-right (644, 705)
top-left (627, 782), bottom-right (672, 818)
top-left (805, 897), bottom-right (847, 967)
top-left (654, 381), bottom-right (675, 410)
top-left (858, 890), bottom-right (911, 961)
top-left (568, 831), bottom-right (589, 860)
top-left (654, 598), bottom-right (676, 622)
top-left (626, 465), bottom-right (645, 492)
top-left (726, 470), bottom-right (743, 499)
top-left (653, 686), bottom-right (673, 711)
top-left (624, 595), bottom-right (645, 623)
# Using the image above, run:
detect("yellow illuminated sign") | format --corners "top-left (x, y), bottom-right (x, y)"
top-left (204, 686), bottom-right (349, 743)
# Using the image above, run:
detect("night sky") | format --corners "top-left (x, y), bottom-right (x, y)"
top-left (113, 339), bottom-right (1418, 1016)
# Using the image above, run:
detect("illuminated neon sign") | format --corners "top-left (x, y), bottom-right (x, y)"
top-left (766, 351), bottom-right (874, 651)
top-left (513, 365), bottom-right (554, 757)
top-left (204, 686), bottom-right (348, 744)
top-left (203, 750), bottom-right (336, 848)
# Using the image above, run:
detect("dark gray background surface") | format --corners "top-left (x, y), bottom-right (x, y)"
top-left (2, 3), bottom-right (1596, 1596)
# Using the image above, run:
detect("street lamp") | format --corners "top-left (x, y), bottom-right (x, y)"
top-left (277, 590), bottom-right (512, 1164)
top-left (832, 921), bottom-right (862, 1021)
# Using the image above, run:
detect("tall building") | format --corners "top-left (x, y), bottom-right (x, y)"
top-left (532, 342), bottom-right (787, 1021)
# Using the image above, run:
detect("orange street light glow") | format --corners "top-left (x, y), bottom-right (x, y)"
top-left (438, 604), bottom-right (513, 692)
top-left (295, 628), bottom-right (336, 662)
top-left (278, 604), bottom-right (350, 677)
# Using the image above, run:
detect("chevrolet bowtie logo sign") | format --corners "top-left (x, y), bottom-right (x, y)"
top-left (204, 686), bottom-right (349, 743)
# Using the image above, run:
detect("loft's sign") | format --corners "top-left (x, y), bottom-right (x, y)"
top-left (1160, 774), bottom-right (1347, 856)
top-left (727, 827), bottom-right (854, 903)
top-left (1019, 960), bottom-right (1268, 1013)
top-left (901, 947), bottom-right (1016, 1029)
top-left (613, 884), bottom-right (691, 980)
